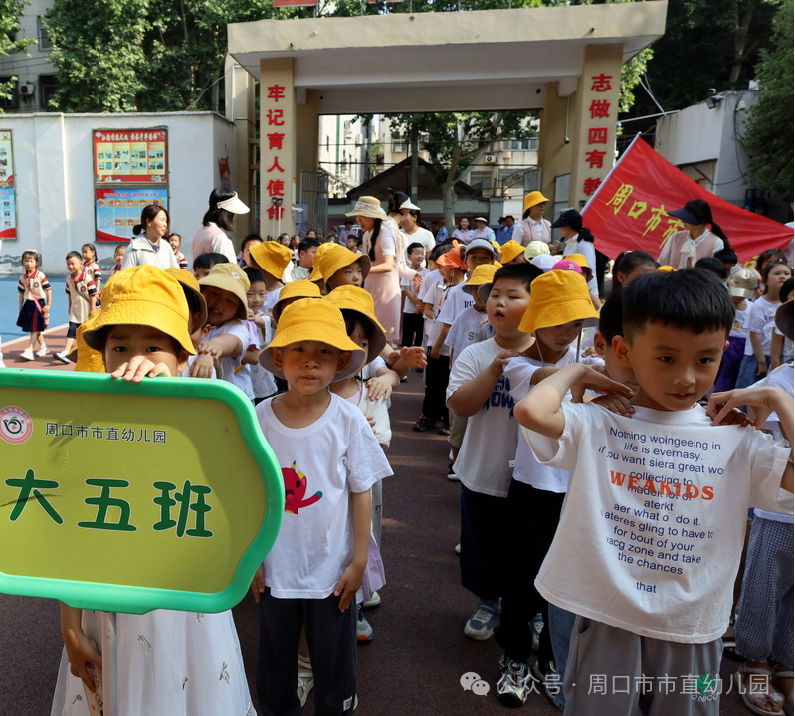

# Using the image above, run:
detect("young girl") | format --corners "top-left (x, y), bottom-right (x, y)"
top-left (311, 242), bottom-right (371, 293)
top-left (735, 261), bottom-right (792, 389)
top-left (714, 267), bottom-right (757, 393)
top-left (81, 243), bottom-right (102, 292)
top-left (52, 266), bottom-right (254, 716)
top-left (658, 198), bottom-right (729, 269)
top-left (17, 250), bottom-right (52, 361)
top-left (168, 233), bottom-right (188, 269)
top-left (252, 298), bottom-right (391, 716)
top-left (610, 250), bottom-right (657, 293)
top-left (110, 244), bottom-right (126, 277)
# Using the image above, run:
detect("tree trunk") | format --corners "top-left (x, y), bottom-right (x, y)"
top-left (442, 180), bottom-right (457, 232)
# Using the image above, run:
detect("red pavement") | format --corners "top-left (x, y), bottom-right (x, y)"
top-left (0, 364), bottom-right (757, 714)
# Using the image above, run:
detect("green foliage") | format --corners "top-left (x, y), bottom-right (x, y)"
top-left (45, 0), bottom-right (287, 112)
top-left (740, 0), bottom-right (793, 197)
top-left (638, 0), bottom-right (778, 113)
top-left (0, 0), bottom-right (32, 106)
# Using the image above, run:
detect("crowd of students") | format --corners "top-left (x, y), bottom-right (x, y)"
top-left (7, 188), bottom-right (792, 716)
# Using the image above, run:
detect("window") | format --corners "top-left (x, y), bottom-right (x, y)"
top-left (0, 79), bottom-right (19, 110)
top-left (392, 137), bottom-right (406, 153)
top-left (508, 137), bottom-right (539, 151)
top-left (39, 75), bottom-right (58, 110)
top-left (37, 17), bottom-right (52, 51)
top-left (469, 170), bottom-right (493, 189)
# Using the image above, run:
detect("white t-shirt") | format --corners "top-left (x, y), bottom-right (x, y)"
top-left (504, 351), bottom-right (576, 493)
top-left (418, 268), bottom-right (442, 347)
top-left (729, 303), bottom-right (750, 339)
top-left (444, 306), bottom-right (484, 364)
top-left (206, 320), bottom-right (255, 399)
top-left (401, 267), bottom-right (429, 314)
top-left (345, 380), bottom-right (392, 449)
top-left (437, 282), bottom-right (474, 328)
top-left (563, 237), bottom-right (598, 293)
top-left (426, 281), bottom-right (454, 357)
top-left (446, 338), bottom-right (520, 497)
top-left (743, 297), bottom-right (779, 355)
top-left (403, 227), bottom-right (435, 258)
top-left (523, 401), bottom-right (791, 643)
top-left (256, 394), bottom-right (392, 598)
top-left (250, 318), bottom-right (277, 399)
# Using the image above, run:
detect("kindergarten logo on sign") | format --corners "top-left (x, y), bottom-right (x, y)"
top-left (0, 406), bottom-right (33, 445)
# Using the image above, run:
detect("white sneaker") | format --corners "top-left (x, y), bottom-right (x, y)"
top-left (55, 351), bottom-right (71, 364)
top-left (36, 343), bottom-right (50, 357)
top-left (362, 591), bottom-right (381, 609)
top-left (20, 348), bottom-right (35, 361)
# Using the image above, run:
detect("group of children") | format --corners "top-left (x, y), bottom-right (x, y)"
top-left (6, 194), bottom-right (792, 716)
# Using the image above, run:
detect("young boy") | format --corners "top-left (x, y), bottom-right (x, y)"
top-left (446, 263), bottom-right (540, 641)
top-left (291, 237), bottom-right (321, 281)
top-left (251, 298), bottom-right (392, 716)
top-left (516, 269), bottom-right (793, 715)
top-left (56, 251), bottom-right (98, 363)
top-left (248, 241), bottom-right (293, 315)
top-left (310, 243), bottom-right (372, 293)
top-left (400, 242), bottom-right (427, 349)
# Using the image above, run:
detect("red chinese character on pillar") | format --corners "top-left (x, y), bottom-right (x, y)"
top-left (267, 179), bottom-right (285, 196)
top-left (267, 109), bottom-right (285, 126)
top-left (267, 132), bottom-right (285, 150)
top-left (583, 177), bottom-right (602, 196)
top-left (267, 205), bottom-right (285, 220)
top-left (590, 74), bottom-right (613, 92)
top-left (267, 156), bottom-right (286, 173)
top-left (267, 85), bottom-right (286, 102)
top-left (588, 127), bottom-right (609, 144)
top-left (585, 150), bottom-right (606, 169)
top-left (589, 99), bottom-right (611, 119)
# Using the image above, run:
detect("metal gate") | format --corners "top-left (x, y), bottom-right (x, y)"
top-left (298, 170), bottom-right (329, 238)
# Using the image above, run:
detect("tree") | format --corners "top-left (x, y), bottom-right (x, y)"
top-left (45, 0), bottom-right (295, 112)
top-left (740, 0), bottom-right (793, 198)
top-left (0, 0), bottom-right (36, 107)
top-left (379, 111), bottom-right (536, 228)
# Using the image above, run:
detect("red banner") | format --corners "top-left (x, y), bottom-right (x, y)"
top-left (582, 136), bottom-right (793, 266)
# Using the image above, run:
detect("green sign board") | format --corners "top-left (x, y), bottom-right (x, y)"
top-left (0, 369), bottom-right (284, 615)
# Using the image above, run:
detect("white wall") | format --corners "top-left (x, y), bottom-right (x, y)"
top-left (0, 111), bottom-right (236, 274)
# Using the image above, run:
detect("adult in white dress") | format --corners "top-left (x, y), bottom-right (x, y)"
top-left (191, 190), bottom-right (250, 265)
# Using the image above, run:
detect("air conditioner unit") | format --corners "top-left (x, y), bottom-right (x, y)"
top-left (484, 154), bottom-right (497, 164)
top-left (19, 82), bottom-right (34, 96)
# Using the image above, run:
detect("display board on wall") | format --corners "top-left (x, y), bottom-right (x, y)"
top-left (0, 130), bottom-right (17, 239)
top-left (94, 129), bottom-right (168, 184)
top-left (95, 187), bottom-right (169, 243)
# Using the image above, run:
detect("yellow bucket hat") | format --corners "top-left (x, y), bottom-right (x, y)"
top-left (324, 285), bottom-right (387, 363)
top-left (524, 240), bottom-right (550, 261)
top-left (523, 191), bottom-right (550, 214)
top-left (73, 319), bottom-right (106, 372)
top-left (83, 265), bottom-right (195, 355)
top-left (345, 195), bottom-right (387, 219)
top-left (657, 265), bottom-right (676, 272)
top-left (272, 280), bottom-right (322, 322)
top-left (309, 243), bottom-right (371, 283)
top-left (249, 241), bottom-right (293, 279)
top-left (165, 267), bottom-right (208, 330)
top-left (565, 253), bottom-right (592, 271)
top-left (198, 263), bottom-right (250, 320)
top-left (259, 298), bottom-right (366, 382)
top-left (518, 270), bottom-right (599, 334)
top-left (499, 241), bottom-right (525, 264)
top-left (462, 264), bottom-right (499, 296)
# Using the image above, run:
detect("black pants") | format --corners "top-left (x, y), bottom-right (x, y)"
top-left (401, 312), bottom-right (424, 348)
top-left (421, 352), bottom-right (450, 425)
top-left (460, 484), bottom-right (507, 601)
top-left (257, 589), bottom-right (357, 716)
top-left (495, 480), bottom-right (565, 663)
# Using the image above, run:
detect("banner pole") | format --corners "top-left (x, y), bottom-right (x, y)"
top-left (101, 611), bottom-right (118, 716)
top-left (581, 133), bottom-right (642, 214)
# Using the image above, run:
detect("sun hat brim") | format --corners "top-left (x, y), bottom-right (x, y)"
top-left (217, 192), bottom-right (250, 214)
top-left (199, 272), bottom-right (249, 321)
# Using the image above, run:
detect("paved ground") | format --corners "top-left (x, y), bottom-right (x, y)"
top-left (0, 356), bottom-right (757, 714)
